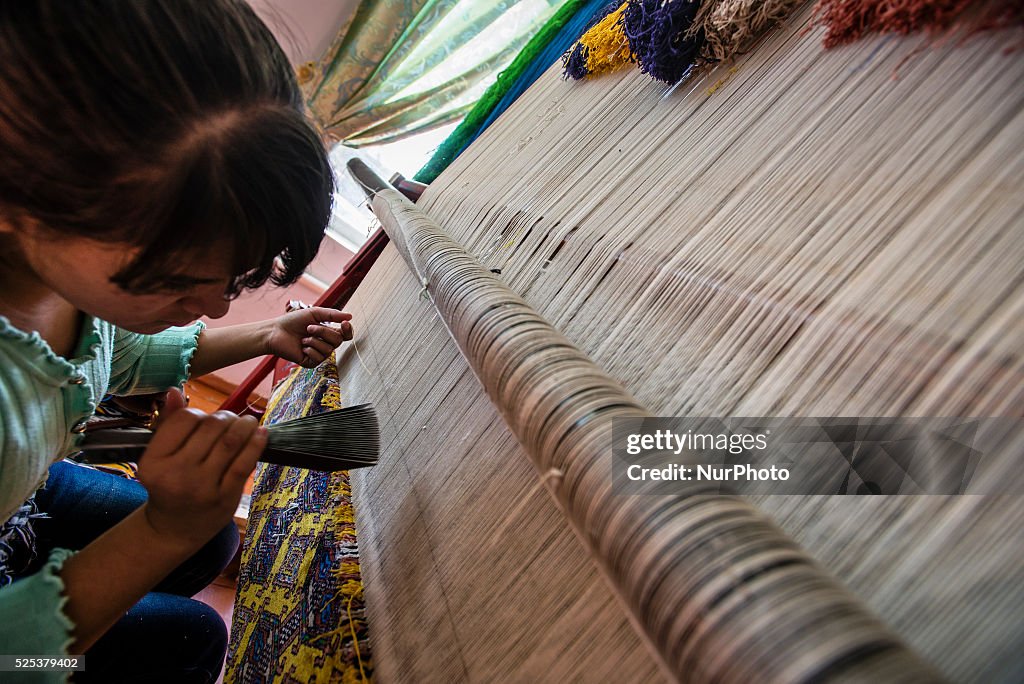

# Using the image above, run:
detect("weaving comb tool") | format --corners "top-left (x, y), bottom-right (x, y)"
top-left (76, 403), bottom-right (379, 472)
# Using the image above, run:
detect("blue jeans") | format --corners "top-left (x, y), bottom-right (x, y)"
top-left (30, 460), bottom-right (239, 683)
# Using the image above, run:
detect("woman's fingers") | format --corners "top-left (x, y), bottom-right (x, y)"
top-left (160, 388), bottom-right (188, 414)
top-left (300, 347), bottom-right (326, 367)
top-left (145, 408), bottom-right (206, 457)
top-left (301, 334), bottom-right (337, 359)
top-left (138, 409), bottom-right (265, 551)
top-left (308, 307), bottom-right (352, 324)
top-left (307, 308), bottom-right (354, 342)
top-left (305, 323), bottom-right (344, 347)
top-left (162, 410), bottom-right (236, 465)
top-left (201, 414), bottom-right (259, 481)
top-left (220, 426), bottom-right (267, 495)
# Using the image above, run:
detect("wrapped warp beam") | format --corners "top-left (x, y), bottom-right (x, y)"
top-left (335, 3), bottom-right (1022, 682)
top-left (350, 159), bottom-right (939, 681)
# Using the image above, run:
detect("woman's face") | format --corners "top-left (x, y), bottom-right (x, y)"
top-left (12, 229), bottom-right (234, 334)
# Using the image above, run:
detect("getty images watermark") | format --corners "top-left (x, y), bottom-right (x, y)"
top-left (612, 417), bottom-right (1024, 495)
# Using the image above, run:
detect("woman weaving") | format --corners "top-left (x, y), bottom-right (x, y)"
top-left (0, 1), bottom-right (350, 680)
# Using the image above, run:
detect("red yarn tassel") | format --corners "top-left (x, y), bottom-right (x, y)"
top-left (813, 0), bottom-right (1024, 48)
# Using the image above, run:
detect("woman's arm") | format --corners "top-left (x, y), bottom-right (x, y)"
top-left (59, 408), bottom-right (265, 652)
top-left (188, 307), bottom-right (353, 377)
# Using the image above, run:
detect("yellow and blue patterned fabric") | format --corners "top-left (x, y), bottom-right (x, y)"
top-left (226, 358), bottom-right (371, 683)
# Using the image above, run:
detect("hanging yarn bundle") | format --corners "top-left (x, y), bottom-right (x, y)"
top-left (622, 0), bottom-right (704, 83)
top-left (564, 0), bottom-right (809, 84)
top-left (563, 2), bottom-right (634, 79)
top-left (697, 0), bottom-right (806, 62)
top-left (565, 0), bottom-right (1023, 87)
top-left (812, 0), bottom-right (1024, 48)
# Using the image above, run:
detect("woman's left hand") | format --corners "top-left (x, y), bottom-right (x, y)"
top-left (266, 307), bottom-right (354, 368)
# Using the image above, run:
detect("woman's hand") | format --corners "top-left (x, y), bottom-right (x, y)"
top-left (61, 404), bottom-right (265, 653)
top-left (265, 306), bottom-right (353, 368)
top-left (136, 407), bottom-right (265, 550)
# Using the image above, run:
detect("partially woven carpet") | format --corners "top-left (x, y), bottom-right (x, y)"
top-left (225, 359), bottom-right (372, 684)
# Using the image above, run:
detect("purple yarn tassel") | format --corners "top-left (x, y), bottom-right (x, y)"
top-left (622, 0), bottom-right (703, 84)
top-left (564, 42), bottom-right (592, 80)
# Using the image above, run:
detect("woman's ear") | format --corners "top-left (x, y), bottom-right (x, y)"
top-left (0, 210), bottom-right (40, 235)
top-left (0, 214), bottom-right (47, 264)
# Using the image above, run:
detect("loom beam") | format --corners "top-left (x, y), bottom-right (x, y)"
top-left (353, 157), bottom-right (941, 682)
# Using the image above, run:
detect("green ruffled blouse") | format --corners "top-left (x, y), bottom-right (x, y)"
top-left (0, 314), bottom-right (204, 680)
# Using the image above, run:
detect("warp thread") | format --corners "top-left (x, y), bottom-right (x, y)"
top-left (485, 468), bottom-right (564, 550)
top-left (811, 0), bottom-right (1024, 48)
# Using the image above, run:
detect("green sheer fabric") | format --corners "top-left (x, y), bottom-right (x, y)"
top-left (306, 0), bottom-right (562, 146)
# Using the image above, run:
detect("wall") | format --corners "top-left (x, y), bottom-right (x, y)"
top-left (249, 0), bottom-right (358, 64)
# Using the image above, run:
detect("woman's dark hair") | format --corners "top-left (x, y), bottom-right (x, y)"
top-left (0, 0), bottom-right (332, 296)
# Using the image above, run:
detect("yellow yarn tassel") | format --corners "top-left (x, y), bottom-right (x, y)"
top-left (582, 3), bottom-right (633, 75)
top-left (565, 2), bottom-right (634, 79)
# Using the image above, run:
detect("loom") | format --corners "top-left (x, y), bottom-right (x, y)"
top-left (228, 3), bottom-right (1023, 681)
